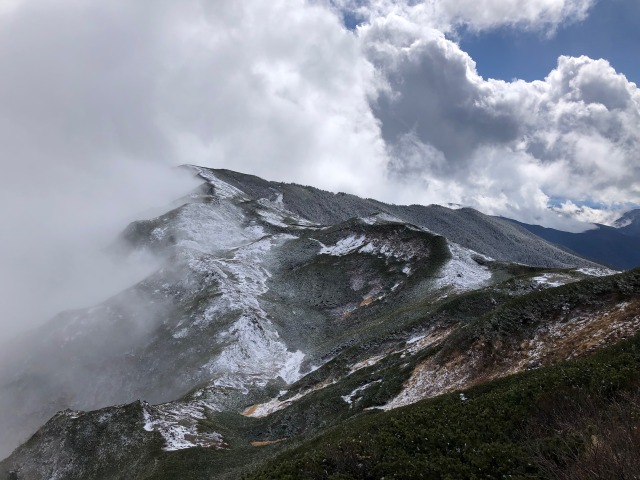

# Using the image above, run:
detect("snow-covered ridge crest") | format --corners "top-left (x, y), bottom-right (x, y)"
top-left (359, 213), bottom-right (405, 225)
top-left (151, 202), bottom-right (255, 254)
top-left (191, 166), bottom-right (248, 200)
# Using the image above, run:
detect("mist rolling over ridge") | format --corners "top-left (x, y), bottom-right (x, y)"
top-left (1, 0), bottom-right (640, 478)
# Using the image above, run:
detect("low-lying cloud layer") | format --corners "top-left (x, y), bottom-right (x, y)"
top-left (0, 0), bottom-right (638, 338)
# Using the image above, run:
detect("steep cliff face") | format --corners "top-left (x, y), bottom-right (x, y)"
top-left (2, 167), bottom-right (630, 480)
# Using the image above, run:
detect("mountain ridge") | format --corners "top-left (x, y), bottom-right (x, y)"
top-left (193, 167), bottom-right (604, 268)
top-left (512, 218), bottom-right (640, 270)
top-left (614, 208), bottom-right (640, 236)
top-left (1, 166), bottom-right (636, 480)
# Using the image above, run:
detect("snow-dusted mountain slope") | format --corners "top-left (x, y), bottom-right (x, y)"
top-left (0, 166), bottom-right (627, 479)
top-left (203, 168), bottom-right (602, 268)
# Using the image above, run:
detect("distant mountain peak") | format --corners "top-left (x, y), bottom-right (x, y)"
top-left (614, 208), bottom-right (640, 231)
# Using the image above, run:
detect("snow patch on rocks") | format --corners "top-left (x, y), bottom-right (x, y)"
top-left (242, 379), bottom-right (337, 418)
top-left (256, 196), bottom-right (319, 229)
top-left (318, 234), bottom-right (422, 261)
top-left (533, 273), bottom-right (570, 288)
top-left (319, 235), bottom-right (367, 256)
top-left (208, 315), bottom-right (305, 386)
top-left (256, 208), bottom-right (289, 228)
top-left (434, 243), bottom-right (492, 292)
top-left (209, 235), bottom-right (288, 316)
top-left (360, 213), bottom-right (404, 225)
top-left (142, 401), bottom-right (225, 451)
top-left (342, 380), bottom-right (382, 406)
top-left (577, 267), bottom-right (618, 277)
top-left (171, 233), bottom-right (306, 389)
top-left (186, 233), bottom-right (305, 387)
top-left (196, 168), bottom-right (247, 200)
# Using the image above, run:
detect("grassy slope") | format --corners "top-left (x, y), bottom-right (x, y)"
top-left (248, 333), bottom-right (640, 480)
top-left (4, 271), bottom-right (639, 480)
top-left (142, 271), bottom-right (640, 480)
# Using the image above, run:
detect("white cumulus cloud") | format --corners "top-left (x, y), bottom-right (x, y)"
top-left (1, 0), bottom-right (639, 340)
top-left (332, 0), bottom-right (595, 32)
top-left (355, 12), bottom-right (640, 228)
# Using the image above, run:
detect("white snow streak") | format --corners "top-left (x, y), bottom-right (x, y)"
top-left (142, 401), bottom-right (224, 451)
top-left (434, 243), bottom-right (492, 292)
top-left (319, 235), bottom-right (367, 256)
top-left (341, 380), bottom-right (382, 406)
top-left (196, 168), bottom-right (246, 200)
top-left (243, 379), bottom-right (337, 418)
top-left (533, 273), bottom-right (568, 288)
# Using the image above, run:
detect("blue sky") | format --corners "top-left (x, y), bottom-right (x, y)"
top-left (459, 0), bottom-right (640, 84)
top-left (331, 0), bottom-right (640, 227)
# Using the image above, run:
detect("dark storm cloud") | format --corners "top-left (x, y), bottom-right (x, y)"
top-left (368, 31), bottom-right (521, 168)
